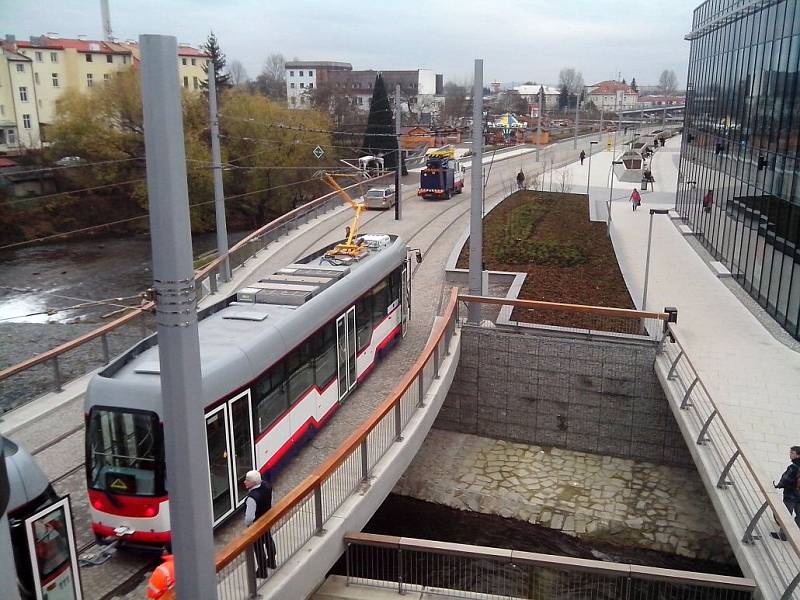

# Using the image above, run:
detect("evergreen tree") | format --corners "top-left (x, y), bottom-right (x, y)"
top-left (630, 77), bottom-right (638, 92)
top-left (361, 74), bottom-right (397, 169)
top-left (558, 83), bottom-right (569, 110)
top-left (201, 31), bottom-right (231, 91)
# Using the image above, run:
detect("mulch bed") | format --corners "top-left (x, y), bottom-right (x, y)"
top-left (457, 190), bottom-right (634, 329)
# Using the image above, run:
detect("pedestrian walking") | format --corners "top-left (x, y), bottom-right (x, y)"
top-left (516, 169), bottom-right (525, 190)
top-left (580, 150), bottom-right (586, 165)
top-left (703, 189), bottom-right (714, 213)
top-left (772, 446), bottom-right (800, 540)
top-left (630, 188), bottom-right (641, 211)
top-left (147, 547), bottom-right (175, 599)
top-left (244, 470), bottom-right (278, 578)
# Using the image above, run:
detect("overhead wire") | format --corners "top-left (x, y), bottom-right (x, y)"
top-left (0, 175), bottom-right (326, 251)
top-left (2, 156), bottom-right (145, 177)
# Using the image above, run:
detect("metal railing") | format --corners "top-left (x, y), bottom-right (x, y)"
top-left (214, 288), bottom-right (460, 598)
top-left (657, 323), bottom-right (800, 600)
top-left (0, 175), bottom-right (391, 413)
top-left (342, 532), bottom-right (757, 599)
top-left (458, 294), bottom-right (673, 342)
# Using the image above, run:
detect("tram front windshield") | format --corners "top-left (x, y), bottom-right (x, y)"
top-left (87, 408), bottom-right (163, 496)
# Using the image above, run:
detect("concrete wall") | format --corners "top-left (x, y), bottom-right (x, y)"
top-left (436, 326), bottom-right (693, 466)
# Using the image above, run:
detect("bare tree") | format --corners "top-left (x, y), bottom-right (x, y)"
top-left (498, 90), bottom-right (528, 114)
top-left (558, 67), bottom-right (585, 95)
top-left (227, 60), bottom-right (248, 87)
top-left (658, 69), bottom-right (678, 96)
top-left (557, 169), bottom-right (573, 193)
top-left (442, 81), bottom-right (468, 125)
top-left (253, 53), bottom-right (286, 101)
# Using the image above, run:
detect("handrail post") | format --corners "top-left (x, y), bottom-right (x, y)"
top-left (101, 333), bottom-right (110, 364)
top-left (244, 545), bottom-right (258, 597)
top-left (51, 356), bottom-right (62, 392)
top-left (680, 377), bottom-right (699, 409)
top-left (397, 547), bottom-right (404, 594)
top-left (434, 345), bottom-right (441, 379)
top-left (780, 571), bottom-right (800, 600)
top-left (696, 409), bottom-right (717, 445)
top-left (209, 270), bottom-right (218, 294)
top-left (742, 500), bottom-right (769, 544)
top-left (417, 373), bottom-right (425, 408)
top-left (717, 449), bottom-right (740, 489)
top-left (360, 439), bottom-right (369, 481)
top-left (667, 350), bottom-right (684, 379)
top-left (314, 484), bottom-right (324, 535)
top-left (394, 402), bottom-right (402, 442)
top-left (345, 542), bottom-right (351, 587)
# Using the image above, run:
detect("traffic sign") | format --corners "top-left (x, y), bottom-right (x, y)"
top-left (313, 145), bottom-right (325, 159)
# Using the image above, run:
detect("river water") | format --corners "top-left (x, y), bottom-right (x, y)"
top-left (0, 232), bottom-right (244, 412)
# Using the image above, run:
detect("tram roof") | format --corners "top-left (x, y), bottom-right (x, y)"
top-left (86, 235), bottom-right (406, 413)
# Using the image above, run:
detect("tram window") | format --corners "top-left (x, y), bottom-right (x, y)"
top-left (371, 280), bottom-right (389, 320)
top-left (389, 268), bottom-right (402, 303)
top-left (355, 294), bottom-right (372, 350)
top-left (315, 322), bottom-right (336, 388)
top-left (87, 409), bottom-right (163, 496)
top-left (254, 364), bottom-right (287, 431)
top-left (288, 340), bottom-right (315, 405)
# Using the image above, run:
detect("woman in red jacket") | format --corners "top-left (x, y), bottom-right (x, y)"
top-left (630, 188), bottom-right (641, 211)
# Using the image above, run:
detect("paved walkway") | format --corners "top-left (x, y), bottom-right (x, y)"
top-left (555, 135), bottom-right (800, 502)
top-left (396, 430), bottom-right (732, 563)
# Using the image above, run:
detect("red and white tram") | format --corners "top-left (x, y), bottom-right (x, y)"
top-left (84, 234), bottom-right (411, 544)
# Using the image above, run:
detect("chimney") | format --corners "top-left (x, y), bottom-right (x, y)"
top-left (100, 0), bottom-right (112, 41)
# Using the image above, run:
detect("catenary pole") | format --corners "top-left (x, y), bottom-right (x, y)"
top-left (140, 35), bottom-right (218, 600)
top-left (573, 89), bottom-right (579, 150)
top-left (536, 86), bottom-right (543, 162)
top-left (209, 61), bottom-right (230, 282)
top-left (395, 83), bottom-right (402, 221)
top-left (468, 59), bottom-right (484, 324)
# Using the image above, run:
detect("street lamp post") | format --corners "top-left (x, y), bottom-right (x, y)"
top-left (607, 160), bottom-right (624, 229)
top-left (642, 208), bottom-right (671, 312)
top-left (587, 140), bottom-right (599, 195)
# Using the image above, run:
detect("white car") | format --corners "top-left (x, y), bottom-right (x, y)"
top-left (363, 186), bottom-right (396, 210)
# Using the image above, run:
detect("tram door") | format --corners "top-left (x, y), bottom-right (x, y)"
top-left (401, 260), bottom-right (411, 337)
top-left (205, 390), bottom-right (255, 526)
top-left (336, 306), bottom-right (357, 401)
top-left (23, 496), bottom-right (83, 600)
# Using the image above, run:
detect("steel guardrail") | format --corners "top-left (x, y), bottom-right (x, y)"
top-left (658, 322), bottom-right (800, 599)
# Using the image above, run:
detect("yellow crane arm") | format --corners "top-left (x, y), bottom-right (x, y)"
top-left (319, 172), bottom-right (367, 256)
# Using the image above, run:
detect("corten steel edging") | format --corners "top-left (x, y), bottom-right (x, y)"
top-left (344, 533), bottom-right (757, 591)
top-left (457, 294), bottom-right (670, 321)
top-left (215, 287), bottom-right (459, 572)
top-left (628, 564), bottom-right (757, 591)
top-left (0, 176), bottom-right (391, 386)
top-left (0, 303), bottom-right (153, 382)
top-left (663, 321), bottom-right (800, 560)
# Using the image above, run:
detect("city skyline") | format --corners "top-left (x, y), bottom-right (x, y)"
top-left (6, 0), bottom-right (696, 87)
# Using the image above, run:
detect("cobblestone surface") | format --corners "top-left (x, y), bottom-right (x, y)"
top-left (395, 429), bottom-right (735, 564)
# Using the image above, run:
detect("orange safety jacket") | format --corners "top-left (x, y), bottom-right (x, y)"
top-left (147, 555), bottom-right (175, 599)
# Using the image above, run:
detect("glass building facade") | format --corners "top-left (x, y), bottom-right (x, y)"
top-left (678, 0), bottom-right (800, 339)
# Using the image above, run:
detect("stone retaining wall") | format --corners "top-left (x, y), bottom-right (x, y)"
top-left (436, 325), bottom-right (694, 466)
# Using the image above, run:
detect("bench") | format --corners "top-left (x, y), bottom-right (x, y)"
top-left (710, 261), bottom-right (732, 277)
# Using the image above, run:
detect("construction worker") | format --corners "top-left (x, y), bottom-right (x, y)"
top-left (147, 547), bottom-right (175, 599)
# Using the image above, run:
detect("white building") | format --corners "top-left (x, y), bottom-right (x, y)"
top-left (513, 84), bottom-right (560, 110)
top-left (586, 80), bottom-right (638, 111)
top-left (284, 60), bottom-right (353, 108)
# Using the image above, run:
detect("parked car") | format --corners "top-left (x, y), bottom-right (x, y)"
top-left (363, 185), bottom-right (396, 209)
top-left (55, 156), bottom-right (85, 167)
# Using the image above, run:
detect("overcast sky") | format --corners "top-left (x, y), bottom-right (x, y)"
top-left (6, 0), bottom-right (698, 88)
